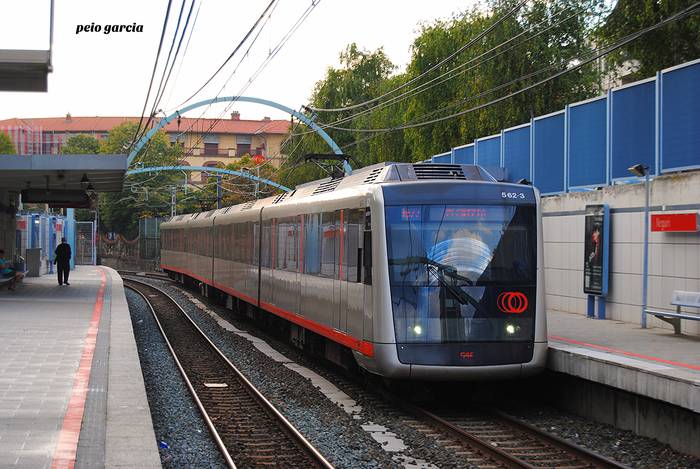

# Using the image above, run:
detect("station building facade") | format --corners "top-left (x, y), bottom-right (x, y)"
top-left (0, 112), bottom-right (290, 180)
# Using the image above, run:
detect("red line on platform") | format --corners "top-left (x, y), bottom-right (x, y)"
top-left (549, 335), bottom-right (700, 372)
top-left (51, 268), bottom-right (107, 469)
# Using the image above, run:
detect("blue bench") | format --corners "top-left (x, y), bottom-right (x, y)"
top-left (645, 290), bottom-right (700, 334)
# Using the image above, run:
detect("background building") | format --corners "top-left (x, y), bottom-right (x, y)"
top-left (0, 112), bottom-right (290, 179)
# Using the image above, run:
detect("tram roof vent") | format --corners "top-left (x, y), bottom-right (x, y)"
top-left (412, 164), bottom-right (466, 180)
top-left (273, 192), bottom-right (289, 204)
top-left (312, 177), bottom-right (343, 195)
top-left (240, 200), bottom-right (256, 210)
top-left (363, 167), bottom-right (384, 184)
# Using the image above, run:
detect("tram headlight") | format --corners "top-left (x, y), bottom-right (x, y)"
top-left (505, 323), bottom-right (516, 335)
top-left (412, 325), bottom-right (423, 335)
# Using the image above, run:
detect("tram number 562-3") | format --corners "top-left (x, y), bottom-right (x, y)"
top-left (501, 191), bottom-right (526, 199)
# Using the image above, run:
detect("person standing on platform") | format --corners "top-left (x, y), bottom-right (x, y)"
top-left (54, 238), bottom-right (72, 286)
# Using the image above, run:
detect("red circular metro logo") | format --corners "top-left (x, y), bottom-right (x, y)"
top-left (497, 292), bottom-right (528, 314)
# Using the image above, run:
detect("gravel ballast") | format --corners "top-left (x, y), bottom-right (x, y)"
top-left (126, 288), bottom-right (226, 468)
top-left (126, 277), bottom-right (700, 468)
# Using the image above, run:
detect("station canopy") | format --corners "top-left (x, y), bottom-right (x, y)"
top-left (0, 50), bottom-right (52, 92)
top-left (0, 154), bottom-right (127, 207)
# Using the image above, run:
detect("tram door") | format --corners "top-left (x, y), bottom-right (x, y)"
top-left (336, 210), bottom-right (348, 332)
top-left (340, 209), bottom-right (365, 334)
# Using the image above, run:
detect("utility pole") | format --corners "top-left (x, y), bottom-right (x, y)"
top-left (255, 165), bottom-right (260, 200)
top-left (170, 186), bottom-right (176, 217)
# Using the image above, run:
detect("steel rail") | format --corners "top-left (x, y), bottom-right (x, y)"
top-left (407, 404), bottom-right (536, 469)
top-left (488, 408), bottom-right (628, 469)
top-left (125, 280), bottom-right (236, 468)
top-left (409, 401), bottom-right (630, 469)
top-left (124, 278), bottom-right (333, 468)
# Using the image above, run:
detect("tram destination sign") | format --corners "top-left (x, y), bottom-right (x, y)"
top-left (583, 204), bottom-right (610, 296)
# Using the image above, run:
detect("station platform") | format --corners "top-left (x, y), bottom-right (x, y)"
top-left (547, 309), bottom-right (700, 414)
top-left (0, 266), bottom-right (160, 468)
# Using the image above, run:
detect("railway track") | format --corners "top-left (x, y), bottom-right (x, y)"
top-left (124, 278), bottom-right (333, 469)
top-left (403, 402), bottom-right (628, 469)
top-left (118, 270), bottom-right (174, 282)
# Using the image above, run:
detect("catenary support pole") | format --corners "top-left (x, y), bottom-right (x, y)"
top-left (641, 170), bottom-right (650, 328)
top-left (127, 96), bottom-right (351, 175)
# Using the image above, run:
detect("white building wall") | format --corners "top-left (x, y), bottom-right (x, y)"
top-left (542, 171), bottom-right (700, 336)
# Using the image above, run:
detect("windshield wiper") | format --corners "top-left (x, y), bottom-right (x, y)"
top-left (389, 256), bottom-right (474, 286)
top-left (389, 256), bottom-right (489, 315)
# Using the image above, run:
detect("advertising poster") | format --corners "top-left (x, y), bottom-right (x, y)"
top-left (583, 204), bottom-right (610, 296)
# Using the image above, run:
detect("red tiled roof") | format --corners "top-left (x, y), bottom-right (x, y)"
top-left (0, 116), bottom-right (290, 135)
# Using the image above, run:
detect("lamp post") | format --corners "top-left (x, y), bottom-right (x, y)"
top-left (628, 164), bottom-right (650, 328)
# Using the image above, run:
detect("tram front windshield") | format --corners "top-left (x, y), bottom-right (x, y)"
top-left (386, 204), bottom-right (536, 344)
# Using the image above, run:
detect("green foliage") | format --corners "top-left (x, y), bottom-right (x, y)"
top-left (62, 134), bottom-right (100, 154)
top-left (595, 0), bottom-right (700, 79)
top-left (0, 131), bottom-right (16, 154)
top-left (98, 122), bottom-right (184, 238)
top-left (280, 0), bottom-right (607, 187)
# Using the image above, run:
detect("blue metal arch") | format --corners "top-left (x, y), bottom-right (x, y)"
top-left (127, 95), bottom-right (351, 175)
top-left (126, 165), bottom-right (292, 192)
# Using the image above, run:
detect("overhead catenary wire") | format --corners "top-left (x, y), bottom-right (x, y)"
top-left (292, 3), bottom-right (594, 136)
top-left (172, 0), bottom-right (281, 144)
top-left (338, 1), bottom-right (700, 148)
top-left (177, 1), bottom-right (321, 162)
top-left (152, 0), bottom-right (198, 113)
top-left (163, 0), bottom-right (205, 112)
top-left (133, 0), bottom-right (196, 153)
top-left (130, 0), bottom-right (175, 152)
top-left (176, 0), bottom-right (279, 108)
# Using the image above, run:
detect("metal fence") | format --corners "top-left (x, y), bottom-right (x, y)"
top-left (75, 221), bottom-right (95, 265)
top-left (428, 59), bottom-right (700, 193)
top-left (139, 217), bottom-right (165, 260)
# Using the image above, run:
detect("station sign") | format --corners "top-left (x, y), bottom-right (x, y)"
top-left (583, 204), bottom-right (610, 296)
top-left (651, 213), bottom-right (699, 232)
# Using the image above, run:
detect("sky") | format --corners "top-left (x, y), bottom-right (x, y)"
top-left (0, 0), bottom-right (474, 122)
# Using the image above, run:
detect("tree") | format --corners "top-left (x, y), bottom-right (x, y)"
top-left (62, 134), bottom-right (100, 154)
top-left (282, 0), bottom-right (606, 184)
top-left (596, 0), bottom-right (700, 80)
top-left (98, 122), bottom-right (184, 238)
top-left (0, 131), bottom-right (16, 154)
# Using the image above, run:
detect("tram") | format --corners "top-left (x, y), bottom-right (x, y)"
top-left (160, 163), bottom-right (547, 380)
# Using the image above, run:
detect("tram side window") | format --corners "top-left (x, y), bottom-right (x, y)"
top-left (345, 209), bottom-right (364, 283)
top-left (277, 217), bottom-right (298, 271)
top-left (320, 212), bottom-right (336, 278)
top-left (245, 222), bottom-right (253, 265)
top-left (261, 220), bottom-right (271, 268)
top-left (304, 213), bottom-right (321, 275)
top-left (228, 225), bottom-right (233, 260)
top-left (232, 223), bottom-right (240, 262)
top-left (221, 225), bottom-right (228, 260)
top-left (253, 222), bottom-right (260, 265)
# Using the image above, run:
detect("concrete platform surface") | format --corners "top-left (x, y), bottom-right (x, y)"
top-left (0, 266), bottom-right (160, 468)
top-left (547, 310), bottom-right (700, 413)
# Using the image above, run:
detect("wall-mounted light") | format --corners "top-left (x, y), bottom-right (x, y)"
top-left (627, 164), bottom-right (648, 178)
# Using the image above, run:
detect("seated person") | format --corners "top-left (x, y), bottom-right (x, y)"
top-left (0, 249), bottom-right (20, 291)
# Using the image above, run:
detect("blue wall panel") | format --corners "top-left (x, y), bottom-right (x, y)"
top-left (568, 98), bottom-right (607, 187)
top-left (476, 136), bottom-right (501, 167)
top-left (452, 145), bottom-right (474, 164)
top-left (503, 126), bottom-right (530, 182)
top-left (533, 114), bottom-right (565, 193)
top-left (432, 152), bottom-right (451, 163)
top-left (611, 81), bottom-right (656, 178)
top-left (662, 62), bottom-right (700, 171)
